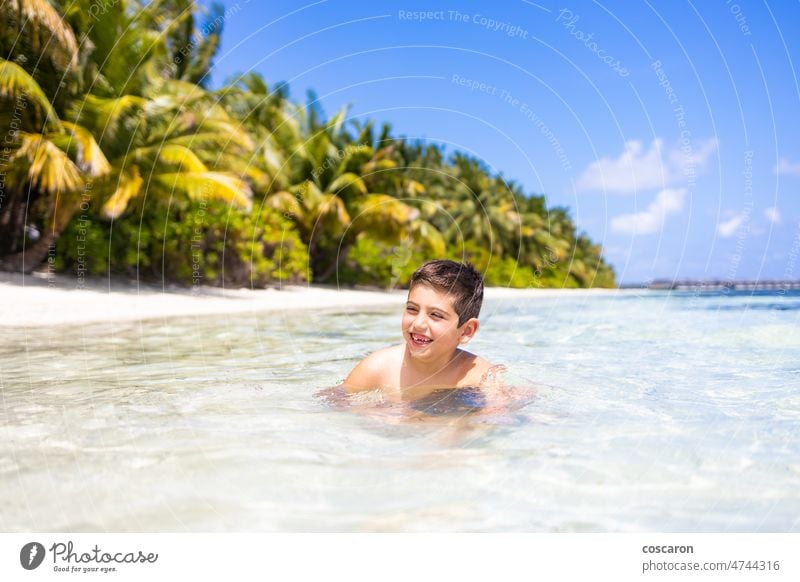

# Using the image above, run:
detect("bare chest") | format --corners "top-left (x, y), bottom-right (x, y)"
top-left (389, 358), bottom-right (481, 395)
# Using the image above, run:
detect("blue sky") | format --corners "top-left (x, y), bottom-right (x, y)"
top-left (202, 0), bottom-right (800, 284)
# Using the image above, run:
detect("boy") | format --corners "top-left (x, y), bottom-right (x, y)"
top-left (342, 259), bottom-right (496, 402)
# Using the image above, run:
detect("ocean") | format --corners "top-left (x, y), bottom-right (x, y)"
top-left (2, 289), bottom-right (798, 531)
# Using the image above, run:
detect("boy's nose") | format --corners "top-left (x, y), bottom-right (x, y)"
top-left (411, 314), bottom-right (428, 329)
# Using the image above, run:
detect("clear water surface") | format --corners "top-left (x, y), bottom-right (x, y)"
top-left (2, 290), bottom-right (799, 532)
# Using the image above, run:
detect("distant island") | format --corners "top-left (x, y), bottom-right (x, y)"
top-left (620, 279), bottom-right (800, 291)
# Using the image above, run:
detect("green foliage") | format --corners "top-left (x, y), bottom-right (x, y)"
top-left (340, 235), bottom-right (439, 288)
top-left (53, 215), bottom-right (109, 276)
top-left (444, 241), bottom-right (535, 288)
top-left (57, 201), bottom-right (307, 287)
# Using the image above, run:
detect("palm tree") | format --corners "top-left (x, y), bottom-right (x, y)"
top-left (0, 1), bottom-right (254, 272)
top-left (75, 79), bottom-right (254, 215)
top-left (216, 72), bottom-right (298, 194)
top-left (0, 0), bottom-right (82, 267)
top-left (0, 58), bottom-right (106, 270)
top-left (263, 102), bottom-right (446, 282)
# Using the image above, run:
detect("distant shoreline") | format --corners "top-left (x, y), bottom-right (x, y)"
top-left (621, 280), bottom-right (800, 291)
top-left (0, 271), bottom-right (619, 328)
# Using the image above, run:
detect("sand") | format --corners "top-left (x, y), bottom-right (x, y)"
top-left (0, 271), bottom-right (620, 327)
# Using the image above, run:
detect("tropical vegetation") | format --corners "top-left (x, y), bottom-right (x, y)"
top-left (0, 0), bottom-right (615, 289)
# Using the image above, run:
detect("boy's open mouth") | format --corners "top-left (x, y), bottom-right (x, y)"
top-left (409, 332), bottom-right (433, 348)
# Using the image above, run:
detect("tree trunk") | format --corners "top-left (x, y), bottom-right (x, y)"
top-left (0, 231), bottom-right (57, 273)
top-left (0, 197), bottom-right (82, 273)
top-left (317, 241), bottom-right (352, 283)
top-left (0, 187), bottom-right (29, 255)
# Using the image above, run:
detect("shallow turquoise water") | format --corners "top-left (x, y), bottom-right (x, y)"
top-left (1, 290), bottom-right (799, 531)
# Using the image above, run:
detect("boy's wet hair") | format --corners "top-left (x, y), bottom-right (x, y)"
top-left (409, 260), bottom-right (484, 326)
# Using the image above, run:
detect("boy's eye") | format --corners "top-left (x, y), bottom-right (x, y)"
top-left (431, 313), bottom-right (443, 319)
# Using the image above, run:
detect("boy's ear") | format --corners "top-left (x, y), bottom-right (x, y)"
top-left (458, 318), bottom-right (480, 343)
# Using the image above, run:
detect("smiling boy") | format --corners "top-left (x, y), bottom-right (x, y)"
top-left (342, 260), bottom-right (494, 400)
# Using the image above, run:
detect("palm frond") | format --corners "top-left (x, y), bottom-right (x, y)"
top-left (260, 139), bottom-right (286, 171)
top-left (405, 180), bottom-right (426, 196)
top-left (266, 190), bottom-right (304, 221)
top-left (75, 94), bottom-right (147, 145)
top-left (151, 144), bottom-right (209, 173)
top-left (197, 151), bottom-right (269, 185)
top-left (350, 194), bottom-right (416, 242)
top-left (4, 0), bottom-right (78, 70)
top-left (53, 122), bottom-right (111, 177)
top-left (317, 193), bottom-right (351, 230)
top-left (101, 166), bottom-right (144, 219)
top-left (326, 107), bottom-right (348, 137)
top-left (0, 58), bottom-right (61, 131)
top-left (154, 171), bottom-right (252, 209)
top-left (410, 219), bottom-right (446, 256)
top-left (13, 132), bottom-right (83, 193)
top-left (361, 158), bottom-right (398, 175)
top-left (193, 116), bottom-right (254, 150)
top-left (328, 172), bottom-right (367, 195)
top-left (144, 78), bottom-right (208, 102)
top-left (169, 131), bottom-right (246, 151)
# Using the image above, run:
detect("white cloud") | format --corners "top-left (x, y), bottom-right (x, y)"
top-left (764, 207), bottom-right (781, 224)
top-left (576, 137), bottom-right (718, 193)
top-left (717, 214), bottom-right (746, 238)
top-left (611, 188), bottom-right (686, 235)
top-left (775, 158), bottom-right (800, 176)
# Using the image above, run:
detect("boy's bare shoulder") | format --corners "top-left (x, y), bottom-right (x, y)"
top-left (342, 345), bottom-right (403, 392)
top-left (455, 350), bottom-right (495, 387)
top-left (365, 344), bottom-right (404, 367)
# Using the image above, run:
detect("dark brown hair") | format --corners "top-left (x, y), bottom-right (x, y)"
top-left (409, 260), bottom-right (484, 326)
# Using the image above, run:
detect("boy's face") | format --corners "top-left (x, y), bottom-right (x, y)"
top-left (402, 283), bottom-right (478, 365)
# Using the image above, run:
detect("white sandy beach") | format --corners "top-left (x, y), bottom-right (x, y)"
top-left (0, 271), bottom-right (620, 327)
